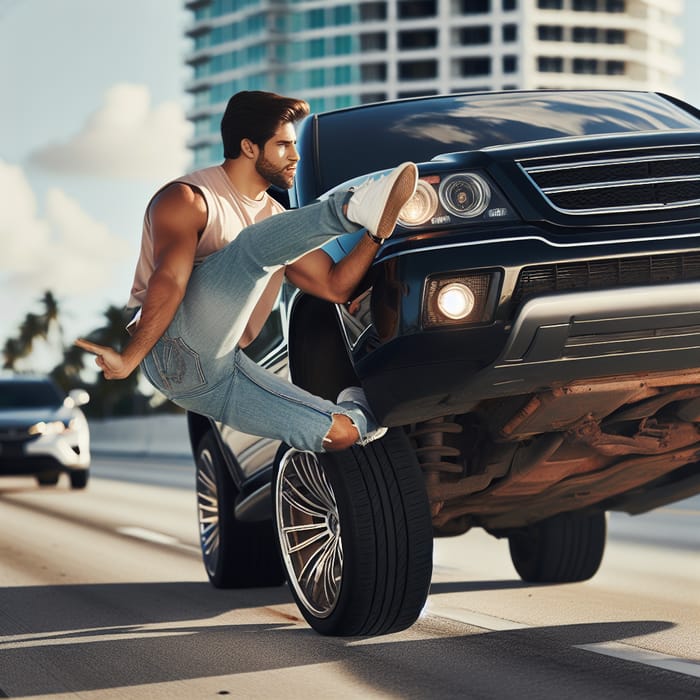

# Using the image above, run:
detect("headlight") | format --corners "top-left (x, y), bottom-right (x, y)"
top-left (28, 420), bottom-right (68, 436)
top-left (439, 173), bottom-right (491, 218)
top-left (398, 179), bottom-right (439, 227)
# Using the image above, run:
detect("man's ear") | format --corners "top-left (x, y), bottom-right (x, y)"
top-left (240, 138), bottom-right (257, 159)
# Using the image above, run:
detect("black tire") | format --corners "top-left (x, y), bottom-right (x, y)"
top-left (196, 431), bottom-right (285, 589)
top-left (508, 510), bottom-right (606, 583)
top-left (69, 470), bottom-right (89, 490)
top-left (273, 428), bottom-right (433, 636)
top-left (36, 471), bottom-right (59, 486)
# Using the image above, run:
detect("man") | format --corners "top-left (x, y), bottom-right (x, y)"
top-left (76, 91), bottom-right (418, 453)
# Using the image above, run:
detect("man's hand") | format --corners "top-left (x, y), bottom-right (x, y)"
top-left (74, 339), bottom-right (134, 380)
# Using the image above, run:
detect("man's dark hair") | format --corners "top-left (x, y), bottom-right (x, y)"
top-left (221, 91), bottom-right (310, 159)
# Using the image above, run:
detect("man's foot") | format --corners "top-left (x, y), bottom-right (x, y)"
top-left (337, 386), bottom-right (388, 445)
top-left (346, 162), bottom-right (418, 240)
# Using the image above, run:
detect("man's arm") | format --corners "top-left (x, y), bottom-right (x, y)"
top-left (75, 183), bottom-right (205, 379)
top-left (285, 233), bottom-right (381, 304)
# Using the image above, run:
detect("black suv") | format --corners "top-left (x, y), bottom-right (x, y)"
top-left (188, 90), bottom-right (700, 637)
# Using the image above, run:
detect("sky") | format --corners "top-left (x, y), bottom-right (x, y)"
top-left (0, 0), bottom-right (699, 369)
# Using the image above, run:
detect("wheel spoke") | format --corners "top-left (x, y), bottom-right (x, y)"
top-left (197, 449), bottom-right (220, 571)
top-left (276, 450), bottom-right (343, 617)
top-left (282, 476), bottom-right (328, 519)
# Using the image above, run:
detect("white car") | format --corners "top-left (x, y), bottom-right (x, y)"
top-left (0, 376), bottom-right (91, 489)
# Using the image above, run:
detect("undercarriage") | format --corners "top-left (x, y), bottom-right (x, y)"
top-left (409, 368), bottom-right (700, 534)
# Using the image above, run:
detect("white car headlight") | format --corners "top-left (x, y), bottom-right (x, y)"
top-left (398, 179), bottom-right (439, 227)
top-left (439, 173), bottom-right (491, 218)
top-left (28, 420), bottom-right (68, 436)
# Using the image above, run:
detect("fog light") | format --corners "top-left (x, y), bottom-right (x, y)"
top-left (423, 272), bottom-right (497, 329)
top-left (437, 283), bottom-right (475, 320)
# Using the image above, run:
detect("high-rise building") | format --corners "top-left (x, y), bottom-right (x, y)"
top-left (184, 0), bottom-right (684, 168)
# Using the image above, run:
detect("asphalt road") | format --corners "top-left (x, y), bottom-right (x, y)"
top-left (0, 454), bottom-right (697, 699)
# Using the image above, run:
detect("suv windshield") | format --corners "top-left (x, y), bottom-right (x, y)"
top-left (0, 380), bottom-right (64, 409)
top-left (310, 91), bottom-right (700, 192)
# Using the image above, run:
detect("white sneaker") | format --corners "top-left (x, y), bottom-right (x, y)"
top-left (346, 162), bottom-right (418, 240)
top-left (337, 386), bottom-right (388, 445)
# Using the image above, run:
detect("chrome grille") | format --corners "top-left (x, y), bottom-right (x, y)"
top-left (518, 148), bottom-right (700, 214)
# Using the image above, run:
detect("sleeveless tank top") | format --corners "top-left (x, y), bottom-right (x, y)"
top-left (127, 165), bottom-right (285, 309)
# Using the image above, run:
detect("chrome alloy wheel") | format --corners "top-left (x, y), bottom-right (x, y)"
top-left (275, 449), bottom-right (343, 618)
top-left (196, 446), bottom-right (220, 577)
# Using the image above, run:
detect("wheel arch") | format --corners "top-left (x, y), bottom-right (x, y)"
top-left (287, 293), bottom-right (358, 400)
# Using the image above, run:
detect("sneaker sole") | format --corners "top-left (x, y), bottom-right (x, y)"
top-left (375, 163), bottom-right (418, 240)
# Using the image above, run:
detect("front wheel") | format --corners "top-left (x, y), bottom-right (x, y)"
top-left (508, 510), bottom-right (606, 583)
top-left (196, 431), bottom-right (285, 588)
top-left (273, 428), bottom-right (433, 636)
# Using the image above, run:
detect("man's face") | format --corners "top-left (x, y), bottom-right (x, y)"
top-left (255, 122), bottom-right (300, 190)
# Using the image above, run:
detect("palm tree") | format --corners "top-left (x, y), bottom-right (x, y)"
top-left (39, 290), bottom-right (62, 347)
top-left (2, 337), bottom-right (23, 370)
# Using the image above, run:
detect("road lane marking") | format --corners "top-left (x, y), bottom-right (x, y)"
top-left (429, 605), bottom-right (700, 679)
top-left (116, 526), bottom-right (199, 554)
top-left (577, 641), bottom-right (700, 678)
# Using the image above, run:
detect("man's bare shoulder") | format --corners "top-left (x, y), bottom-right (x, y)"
top-left (150, 181), bottom-right (207, 213)
top-left (148, 182), bottom-right (208, 233)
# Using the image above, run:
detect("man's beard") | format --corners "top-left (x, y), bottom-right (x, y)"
top-left (256, 154), bottom-right (294, 190)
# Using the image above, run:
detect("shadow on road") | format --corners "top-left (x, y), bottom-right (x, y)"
top-left (0, 580), bottom-right (686, 698)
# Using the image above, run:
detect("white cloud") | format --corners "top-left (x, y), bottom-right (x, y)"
top-left (0, 160), bottom-right (131, 298)
top-left (29, 83), bottom-right (193, 180)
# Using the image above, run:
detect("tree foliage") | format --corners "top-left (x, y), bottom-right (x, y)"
top-left (2, 292), bottom-right (171, 417)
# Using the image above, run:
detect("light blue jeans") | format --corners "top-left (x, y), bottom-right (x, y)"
top-left (140, 191), bottom-right (377, 452)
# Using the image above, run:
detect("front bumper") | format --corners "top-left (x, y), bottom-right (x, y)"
top-left (0, 432), bottom-right (90, 475)
top-left (360, 280), bottom-right (700, 425)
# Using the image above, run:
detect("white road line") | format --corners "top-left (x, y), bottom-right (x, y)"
top-left (430, 605), bottom-right (700, 678)
top-left (116, 526), bottom-right (199, 553)
top-left (577, 642), bottom-right (700, 678)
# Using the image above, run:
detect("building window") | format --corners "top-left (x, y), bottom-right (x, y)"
top-left (573, 0), bottom-right (597, 10)
top-left (502, 0), bottom-right (517, 9)
top-left (502, 24), bottom-right (517, 42)
top-left (309, 38), bottom-right (325, 58)
top-left (451, 85), bottom-right (491, 93)
top-left (398, 89), bottom-right (438, 98)
top-left (537, 0), bottom-right (563, 8)
top-left (309, 67), bottom-right (325, 87)
top-left (454, 56), bottom-right (491, 76)
top-left (453, 0), bottom-right (490, 14)
top-left (573, 26), bottom-right (598, 42)
top-left (333, 5), bottom-right (353, 25)
top-left (606, 0), bottom-right (625, 11)
top-left (573, 58), bottom-right (598, 74)
top-left (455, 25), bottom-right (491, 45)
top-left (398, 0), bottom-right (437, 18)
top-left (361, 32), bottom-right (387, 51)
top-left (606, 29), bottom-right (625, 44)
top-left (503, 55), bottom-right (518, 73)
top-left (334, 35), bottom-right (354, 55)
top-left (537, 56), bottom-right (563, 72)
top-left (307, 8), bottom-right (325, 28)
top-left (361, 63), bottom-right (387, 82)
top-left (359, 2), bottom-right (387, 21)
top-left (360, 92), bottom-right (387, 103)
top-left (606, 60), bottom-right (625, 75)
top-left (334, 65), bottom-right (353, 84)
top-left (399, 29), bottom-right (438, 49)
top-left (538, 25), bottom-right (563, 41)
top-left (398, 59), bottom-right (438, 80)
